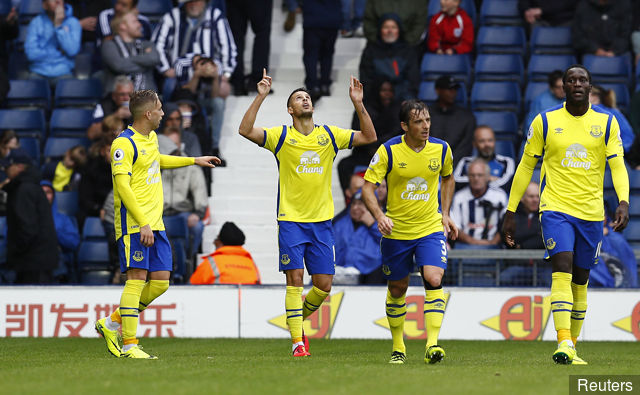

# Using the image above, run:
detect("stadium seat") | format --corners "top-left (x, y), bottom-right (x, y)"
top-left (470, 82), bottom-right (521, 113)
top-left (623, 219), bottom-right (640, 245)
top-left (473, 111), bottom-right (519, 139)
top-left (583, 55), bottom-right (632, 86)
top-left (529, 26), bottom-right (573, 55)
top-left (473, 54), bottom-right (524, 85)
top-left (80, 270), bottom-right (112, 285)
top-left (56, 191), bottom-right (78, 216)
top-left (82, 217), bottom-right (107, 240)
top-left (77, 240), bottom-right (110, 271)
top-left (527, 55), bottom-right (576, 82)
top-left (19, 137), bottom-right (40, 164)
top-left (43, 137), bottom-right (89, 160)
top-left (628, 196), bottom-right (640, 217)
top-left (479, 0), bottom-right (521, 26)
top-left (420, 54), bottom-right (471, 84)
top-left (0, 216), bottom-right (5, 237)
top-left (418, 81), bottom-right (467, 106)
top-left (0, 0), bottom-right (11, 14)
top-left (137, 0), bottom-right (172, 23)
top-left (73, 52), bottom-right (94, 80)
top-left (49, 108), bottom-right (94, 137)
top-left (603, 169), bottom-right (614, 191)
top-left (601, 83), bottom-right (631, 114)
top-left (164, 214), bottom-right (190, 259)
top-left (171, 238), bottom-right (188, 284)
top-left (494, 140), bottom-right (515, 158)
top-left (6, 79), bottom-right (50, 109)
top-left (524, 82), bottom-right (549, 113)
top-left (54, 78), bottom-right (102, 108)
top-left (475, 26), bottom-right (526, 55)
top-left (428, 0), bottom-right (476, 24)
top-left (18, 0), bottom-right (42, 23)
top-left (629, 170), bottom-right (640, 193)
top-left (7, 51), bottom-right (29, 80)
top-left (0, 109), bottom-right (46, 139)
top-left (13, 24), bottom-right (28, 51)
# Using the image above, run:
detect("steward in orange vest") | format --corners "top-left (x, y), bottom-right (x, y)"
top-left (190, 222), bottom-right (261, 284)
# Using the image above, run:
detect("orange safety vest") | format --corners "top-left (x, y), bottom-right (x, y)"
top-left (190, 246), bottom-right (261, 284)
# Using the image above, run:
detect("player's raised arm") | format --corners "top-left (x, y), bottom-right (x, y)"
top-left (238, 68), bottom-right (272, 145)
top-left (349, 76), bottom-right (377, 146)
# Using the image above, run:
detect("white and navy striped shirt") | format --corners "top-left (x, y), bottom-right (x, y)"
top-left (152, 4), bottom-right (236, 75)
top-left (453, 154), bottom-right (515, 190)
top-left (451, 186), bottom-right (508, 240)
top-left (96, 8), bottom-right (152, 45)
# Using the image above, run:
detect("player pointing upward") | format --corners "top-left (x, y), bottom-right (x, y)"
top-left (238, 69), bottom-right (377, 357)
top-left (503, 65), bottom-right (629, 365)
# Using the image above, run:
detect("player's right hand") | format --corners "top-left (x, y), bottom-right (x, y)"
top-left (377, 215), bottom-right (394, 236)
top-left (140, 224), bottom-right (155, 247)
top-left (257, 68), bottom-right (272, 96)
top-left (501, 210), bottom-right (516, 248)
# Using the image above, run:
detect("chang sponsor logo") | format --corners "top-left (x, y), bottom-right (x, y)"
top-left (400, 177), bottom-right (429, 201)
top-left (296, 151), bottom-right (323, 174)
top-left (146, 160), bottom-right (161, 184)
top-left (561, 143), bottom-right (591, 169)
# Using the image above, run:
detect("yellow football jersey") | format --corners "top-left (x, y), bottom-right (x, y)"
top-left (262, 124), bottom-right (354, 222)
top-left (111, 126), bottom-right (165, 240)
top-left (524, 103), bottom-right (624, 221)
top-left (364, 135), bottom-right (453, 240)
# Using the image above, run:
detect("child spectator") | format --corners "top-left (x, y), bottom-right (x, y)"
top-left (42, 145), bottom-right (87, 192)
top-left (427, 0), bottom-right (474, 55)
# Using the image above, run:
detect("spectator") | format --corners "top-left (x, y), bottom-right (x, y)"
top-left (100, 190), bottom-right (122, 284)
top-left (153, 0), bottom-right (236, 82)
top-left (363, 0), bottom-right (429, 46)
top-left (41, 180), bottom-right (80, 282)
top-left (3, 153), bottom-right (59, 284)
top-left (66, 0), bottom-right (111, 43)
top-left (0, 130), bottom-right (33, 169)
top-left (427, 0), bottom-right (474, 55)
top-left (633, 7), bottom-right (640, 66)
top-left (590, 213), bottom-right (638, 288)
top-left (0, 6), bottom-right (18, 100)
top-left (24, 0), bottom-right (81, 87)
top-left (428, 75), bottom-right (476, 167)
top-left (340, 0), bottom-right (366, 38)
top-left (454, 126), bottom-right (515, 191)
top-left (77, 137), bottom-right (113, 226)
top-left (226, 0), bottom-right (273, 96)
top-left (283, 0), bottom-right (300, 32)
top-left (499, 181), bottom-right (551, 286)
top-left (625, 90), bottom-right (640, 168)
top-left (359, 14), bottom-right (419, 105)
top-left (572, 0), bottom-right (632, 57)
top-left (342, 170), bottom-right (365, 208)
top-left (518, 0), bottom-right (577, 28)
top-left (158, 102), bottom-right (202, 158)
top-left (190, 221), bottom-right (261, 284)
top-left (86, 75), bottom-right (133, 141)
top-left (451, 158), bottom-right (507, 247)
top-left (333, 189), bottom-right (384, 284)
top-left (524, 70), bottom-right (565, 133)
top-left (159, 130), bottom-right (208, 258)
top-left (97, 0), bottom-right (152, 45)
top-left (338, 80), bottom-right (403, 191)
top-left (174, 55), bottom-right (225, 162)
top-left (101, 11), bottom-right (160, 92)
top-left (301, 0), bottom-right (341, 102)
top-left (101, 114), bottom-right (125, 140)
top-left (590, 85), bottom-right (635, 152)
top-left (42, 145), bottom-right (87, 192)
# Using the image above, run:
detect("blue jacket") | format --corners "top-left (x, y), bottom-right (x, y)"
top-left (333, 208), bottom-right (382, 275)
top-left (40, 180), bottom-right (80, 252)
top-left (303, 0), bottom-right (341, 29)
top-left (25, 4), bottom-right (81, 77)
top-left (596, 105), bottom-right (635, 152)
top-left (524, 90), bottom-right (563, 133)
top-left (590, 225), bottom-right (638, 288)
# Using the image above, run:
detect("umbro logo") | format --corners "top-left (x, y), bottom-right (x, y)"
top-left (289, 139), bottom-right (297, 145)
top-left (140, 149), bottom-right (147, 155)
top-left (398, 162), bottom-right (407, 168)
top-left (554, 128), bottom-right (563, 134)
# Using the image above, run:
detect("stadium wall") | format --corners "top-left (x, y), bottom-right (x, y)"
top-left (1, 286), bottom-right (639, 341)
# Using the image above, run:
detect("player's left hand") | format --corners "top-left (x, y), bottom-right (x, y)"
top-left (611, 200), bottom-right (629, 232)
top-left (349, 76), bottom-right (363, 104)
top-left (442, 214), bottom-right (458, 240)
top-left (195, 156), bottom-right (222, 168)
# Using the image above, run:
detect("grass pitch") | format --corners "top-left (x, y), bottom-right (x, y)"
top-left (1, 338), bottom-right (639, 394)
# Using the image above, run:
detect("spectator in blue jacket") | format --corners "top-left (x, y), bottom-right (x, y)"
top-left (590, 214), bottom-right (638, 288)
top-left (333, 189), bottom-right (384, 284)
top-left (24, 0), bottom-right (81, 86)
top-left (41, 180), bottom-right (80, 282)
top-left (590, 85), bottom-right (635, 152)
top-left (524, 70), bottom-right (565, 133)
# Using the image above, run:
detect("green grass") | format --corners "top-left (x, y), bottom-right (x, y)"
top-left (1, 338), bottom-right (639, 394)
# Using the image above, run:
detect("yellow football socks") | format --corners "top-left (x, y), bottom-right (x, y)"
top-left (551, 272), bottom-right (573, 344)
top-left (139, 280), bottom-right (170, 312)
top-left (119, 279), bottom-right (146, 344)
top-left (570, 281), bottom-right (588, 346)
top-left (285, 286), bottom-right (304, 343)
top-left (302, 286), bottom-right (329, 319)
top-left (386, 289), bottom-right (407, 353)
top-left (424, 288), bottom-right (445, 348)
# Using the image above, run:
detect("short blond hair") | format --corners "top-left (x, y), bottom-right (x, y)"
top-left (129, 90), bottom-right (158, 120)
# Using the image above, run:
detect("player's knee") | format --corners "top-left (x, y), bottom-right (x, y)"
top-left (423, 273), bottom-right (442, 290)
top-left (388, 284), bottom-right (408, 299)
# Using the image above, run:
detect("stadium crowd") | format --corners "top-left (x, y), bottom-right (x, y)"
top-left (0, 0), bottom-right (638, 288)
